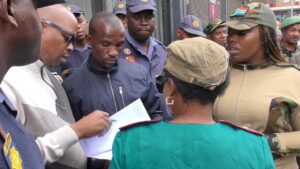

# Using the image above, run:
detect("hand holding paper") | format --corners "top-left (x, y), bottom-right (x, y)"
top-left (79, 99), bottom-right (151, 159)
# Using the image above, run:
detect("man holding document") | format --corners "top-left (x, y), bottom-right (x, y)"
top-left (63, 11), bottom-right (162, 120)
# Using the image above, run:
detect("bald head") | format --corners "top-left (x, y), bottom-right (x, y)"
top-left (37, 4), bottom-right (77, 27)
top-left (88, 11), bottom-right (125, 69)
top-left (37, 4), bottom-right (78, 68)
top-left (89, 11), bottom-right (124, 37)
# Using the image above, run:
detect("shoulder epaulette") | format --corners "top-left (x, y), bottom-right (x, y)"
top-left (218, 120), bottom-right (263, 136)
top-left (153, 38), bottom-right (167, 49)
top-left (120, 119), bottom-right (162, 131)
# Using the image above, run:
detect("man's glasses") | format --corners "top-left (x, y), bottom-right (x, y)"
top-left (41, 20), bottom-right (76, 45)
top-left (156, 74), bottom-right (167, 93)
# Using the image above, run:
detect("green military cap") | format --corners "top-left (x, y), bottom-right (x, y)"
top-left (280, 16), bottom-right (300, 30)
top-left (165, 37), bottom-right (229, 91)
top-left (203, 19), bottom-right (226, 34)
top-left (226, 2), bottom-right (276, 31)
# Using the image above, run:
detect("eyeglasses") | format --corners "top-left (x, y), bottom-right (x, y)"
top-left (156, 74), bottom-right (167, 93)
top-left (41, 19), bottom-right (76, 45)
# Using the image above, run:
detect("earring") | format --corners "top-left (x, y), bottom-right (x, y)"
top-left (165, 96), bottom-right (174, 105)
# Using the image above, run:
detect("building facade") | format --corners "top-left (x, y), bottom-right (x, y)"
top-left (64, 0), bottom-right (249, 45)
top-left (271, 0), bottom-right (300, 21)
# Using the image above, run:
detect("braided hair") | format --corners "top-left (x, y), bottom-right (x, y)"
top-left (259, 25), bottom-right (286, 63)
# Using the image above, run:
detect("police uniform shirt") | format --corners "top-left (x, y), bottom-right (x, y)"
top-left (0, 89), bottom-right (44, 169)
top-left (119, 30), bottom-right (167, 80)
top-left (61, 45), bottom-right (91, 73)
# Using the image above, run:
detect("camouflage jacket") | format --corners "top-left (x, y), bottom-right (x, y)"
top-left (280, 43), bottom-right (300, 65)
top-left (213, 64), bottom-right (300, 165)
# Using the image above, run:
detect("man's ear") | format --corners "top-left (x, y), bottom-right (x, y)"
top-left (0, 0), bottom-right (18, 27)
top-left (124, 15), bottom-right (128, 26)
top-left (86, 34), bottom-right (92, 46)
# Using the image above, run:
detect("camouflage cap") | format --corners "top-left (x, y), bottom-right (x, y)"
top-left (280, 16), bottom-right (300, 30)
top-left (113, 1), bottom-right (126, 15)
top-left (203, 18), bottom-right (226, 34)
top-left (165, 37), bottom-right (229, 90)
top-left (226, 2), bottom-right (276, 31)
top-left (126, 0), bottom-right (156, 13)
top-left (179, 15), bottom-right (206, 37)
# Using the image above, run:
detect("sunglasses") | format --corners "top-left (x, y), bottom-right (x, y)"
top-left (156, 74), bottom-right (167, 93)
top-left (41, 20), bottom-right (76, 45)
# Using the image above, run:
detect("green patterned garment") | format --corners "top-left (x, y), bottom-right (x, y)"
top-left (266, 97), bottom-right (300, 156)
top-left (280, 44), bottom-right (300, 65)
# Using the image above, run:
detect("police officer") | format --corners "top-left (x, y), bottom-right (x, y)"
top-left (119, 0), bottom-right (166, 81)
top-left (113, 1), bottom-right (127, 27)
top-left (204, 18), bottom-right (228, 47)
top-left (59, 5), bottom-right (91, 78)
top-left (176, 15), bottom-right (206, 40)
top-left (119, 0), bottom-right (171, 119)
top-left (280, 16), bottom-right (300, 65)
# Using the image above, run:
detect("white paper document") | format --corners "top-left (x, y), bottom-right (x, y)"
top-left (79, 99), bottom-right (151, 160)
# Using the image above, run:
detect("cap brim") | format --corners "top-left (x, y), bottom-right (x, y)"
top-left (183, 28), bottom-right (206, 37)
top-left (114, 11), bottom-right (126, 15)
top-left (73, 11), bottom-right (84, 14)
top-left (280, 21), bottom-right (300, 30)
top-left (226, 20), bottom-right (257, 30)
top-left (209, 23), bottom-right (227, 34)
top-left (128, 4), bottom-right (156, 13)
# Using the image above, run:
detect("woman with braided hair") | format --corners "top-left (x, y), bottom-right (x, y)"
top-left (213, 2), bottom-right (300, 169)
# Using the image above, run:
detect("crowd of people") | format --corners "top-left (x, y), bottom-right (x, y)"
top-left (1, 0), bottom-right (300, 169)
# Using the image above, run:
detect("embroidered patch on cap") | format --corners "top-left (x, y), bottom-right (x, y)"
top-left (231, 6), bottom-right (249, 17)
top-left (118, 3), bottom-right (125, 9)
top-left (192, 21), bottom-right (200, 28)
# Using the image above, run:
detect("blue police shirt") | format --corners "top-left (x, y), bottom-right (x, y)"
top-left (61, 45), bottom-right (91, 73)
top-left (0, 89), bottom-right (44, 169)
top-left (119, 30), bottom-right (167, 80)
top-left (50, 45), bottom-right (91, 75)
